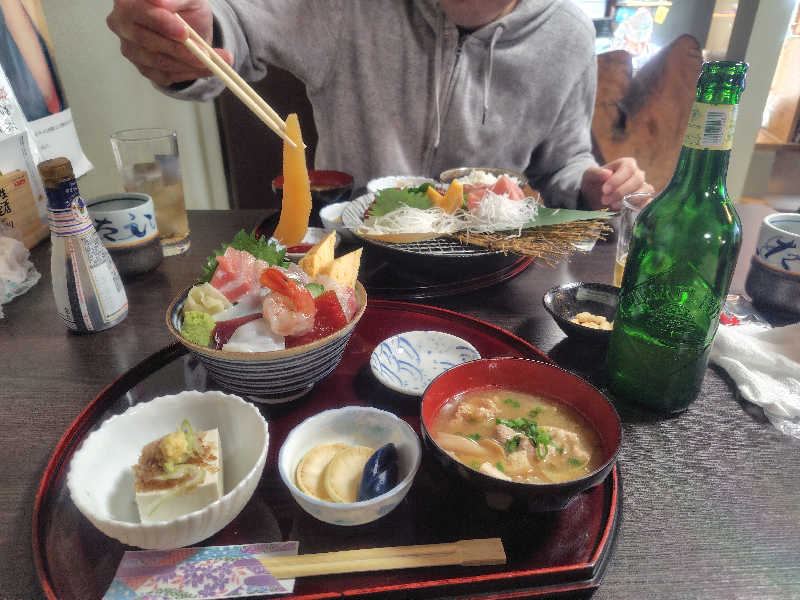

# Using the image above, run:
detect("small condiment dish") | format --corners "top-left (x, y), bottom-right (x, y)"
top-left (542, 282), bottom-right (619, 344)
top-left (319, 201), bottom-right (356, 242)
top-left (66, 390), bottom-right (269, 549)
top-left (370, 330), bottom-right (481, 396)
top-left (278, 406), bottom-right (422, 526)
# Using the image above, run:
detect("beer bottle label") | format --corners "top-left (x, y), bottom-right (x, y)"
top-left (683, 102), bottom-right (737, 150)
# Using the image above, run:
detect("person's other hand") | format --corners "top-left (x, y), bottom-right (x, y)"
top-left (107, 0), bottom-right (232, 87)
top-left (580, 157), bottom-right (653, 211)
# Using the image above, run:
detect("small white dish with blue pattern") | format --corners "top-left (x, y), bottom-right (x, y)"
top-left (370, 330), bottom-right (481, 396)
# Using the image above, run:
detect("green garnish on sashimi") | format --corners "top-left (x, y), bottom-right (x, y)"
top-left (200, 229), bottom-right (289, 283)
top-left (367, 187), bottom-right (433, 217)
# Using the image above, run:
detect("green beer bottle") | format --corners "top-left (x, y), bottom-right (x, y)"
top-left (605, 61), bottom-right (747, 413)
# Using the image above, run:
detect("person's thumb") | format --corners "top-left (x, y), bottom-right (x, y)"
top-left (584, 167), bottom-right (613, 184)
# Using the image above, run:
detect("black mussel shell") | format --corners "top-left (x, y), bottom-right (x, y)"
top-left (362, 443), bottom-right (398, 480)
top-left (357, 443), bottom-right (399, 501)
top-left (357, 463), bottom-right (399, 502)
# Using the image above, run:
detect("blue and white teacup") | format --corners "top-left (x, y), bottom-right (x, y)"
top-left (754, 213), bottom-right (800, 275)
top-left (87, 193), bottom-right (162, 277)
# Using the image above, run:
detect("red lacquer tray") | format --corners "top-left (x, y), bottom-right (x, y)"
top-left (33, 301), bottom-right (621, 599)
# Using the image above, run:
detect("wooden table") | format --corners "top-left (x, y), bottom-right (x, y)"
top-left (2, 208), bottom-right (798, 599)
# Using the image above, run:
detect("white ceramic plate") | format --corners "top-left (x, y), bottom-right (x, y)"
top-left (366, 175), bottom-right (438, 194)
top-left (370, 330), bottom-right (481, 396)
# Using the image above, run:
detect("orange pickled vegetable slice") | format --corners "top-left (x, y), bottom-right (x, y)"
top-left (442, 180), bottom-right (464, 214)
top-left (426, 186), bottom-right (445, 209)
top-left (272, 113), bottom-right (311, 246)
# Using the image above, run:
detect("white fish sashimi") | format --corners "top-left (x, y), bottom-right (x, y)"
top-left (222, 318), bottom-right (286, 353)
top-left (213, 289), bottom-right (270, 322)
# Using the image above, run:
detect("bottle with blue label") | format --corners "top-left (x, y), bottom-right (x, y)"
top-left (39, 157), bottom-right (128, 332)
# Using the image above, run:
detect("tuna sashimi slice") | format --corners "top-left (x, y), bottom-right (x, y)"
top-left (285, 291), bottom-right (349, 348)
top-left (491, 175), bottom-right (525, 200)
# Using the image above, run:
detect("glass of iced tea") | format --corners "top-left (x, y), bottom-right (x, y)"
top-left (614, 192), bottom-right (653, 287)
top-left (110, 129), bottom-right (190, 256)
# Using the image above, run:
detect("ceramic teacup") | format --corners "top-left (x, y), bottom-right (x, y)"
top-left (753, 213), bottom-right (800, 274)
top-left (87, 193), bottom-right (163, 277)
top-left (746, 212), bottom-right (800, 315)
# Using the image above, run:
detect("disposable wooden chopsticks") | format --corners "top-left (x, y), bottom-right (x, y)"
top-left (174, 14), bottom-right (299, 148)
top-left (259, 538), bottom-right (506, 579)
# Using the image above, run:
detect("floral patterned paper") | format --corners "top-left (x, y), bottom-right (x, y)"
top-left (104, 542), bottom-right (298, 599)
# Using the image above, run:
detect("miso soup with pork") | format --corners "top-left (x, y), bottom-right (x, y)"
top-left (431, 387), bottom-right (602, 483)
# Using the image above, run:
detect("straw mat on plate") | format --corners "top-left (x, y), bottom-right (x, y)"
top-left (452, 218), bottom-right (613, 266)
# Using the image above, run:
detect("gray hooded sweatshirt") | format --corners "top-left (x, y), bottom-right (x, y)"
top-left (169, 0), bottom-right (598, 208)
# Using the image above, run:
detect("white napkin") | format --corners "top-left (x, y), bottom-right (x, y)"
top-left (710, 323), bottom-right (800, 436)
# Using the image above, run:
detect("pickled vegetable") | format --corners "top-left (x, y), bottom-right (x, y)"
top-left (273, 113), bottom-right (312, 246)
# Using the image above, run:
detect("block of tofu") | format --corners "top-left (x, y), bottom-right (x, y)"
top-left (322, 247), bottom-right (362, 288)
top-left (135, 429), bottom-right (224, 523)
top-left (298, 231), bottom-right (336, 277)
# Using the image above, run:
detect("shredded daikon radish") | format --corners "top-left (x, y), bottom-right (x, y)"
top-left (357, 205), bottom-right (462, 236)
top-left (461, 191), bottom-right (539, 235)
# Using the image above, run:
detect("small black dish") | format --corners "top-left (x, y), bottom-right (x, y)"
top-left (542, 282), bottom-right (619, 344)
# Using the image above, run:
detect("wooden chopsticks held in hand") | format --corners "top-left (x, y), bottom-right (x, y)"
top-left (174, 14), bottom-right (300, 148)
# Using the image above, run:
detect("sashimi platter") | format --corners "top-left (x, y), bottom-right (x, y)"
top-left (342, 170), bottom-right (614, 264)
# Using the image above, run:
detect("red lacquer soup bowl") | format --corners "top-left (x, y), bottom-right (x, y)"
top-left (420, 357), bottom-right (622, 512)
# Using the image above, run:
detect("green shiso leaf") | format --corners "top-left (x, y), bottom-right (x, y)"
top-left (367, 188), bottom-right (433, 217)
top-left (199, 229), bottom-right (289, 283)
top-left (524, 207), bottom-right (614, 229)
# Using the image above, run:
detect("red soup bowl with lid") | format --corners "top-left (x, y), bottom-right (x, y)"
top-left (420, 357), bottom-right (622, 512)
top-left (272, 170), bottom-right (354, 227)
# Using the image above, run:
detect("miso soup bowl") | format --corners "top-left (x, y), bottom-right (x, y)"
top-left (420, 358), bottom-right (622, 512)
top-left (166, 282), bottom-right (367, 403)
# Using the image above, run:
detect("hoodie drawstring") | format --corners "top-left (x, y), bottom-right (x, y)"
top-left (483, 24), bottom-right (504, 125)
top-left (433, 11), bottom-right (444, 149)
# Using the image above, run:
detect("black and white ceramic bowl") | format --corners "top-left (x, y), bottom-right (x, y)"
top-left (166, 282), bottom-right (367, 402)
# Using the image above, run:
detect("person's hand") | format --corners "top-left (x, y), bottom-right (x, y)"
top-left (580, 157), bottom-right (653, 211)
top-left (107, 0), bottom-right (232, 87)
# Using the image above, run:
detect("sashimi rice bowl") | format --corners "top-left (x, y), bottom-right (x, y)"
top-left (166, 229), bottom-right (367, 401)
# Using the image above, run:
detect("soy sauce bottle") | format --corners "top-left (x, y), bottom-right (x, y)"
top-left (40, 157), bottom-right (128, 332)
top-left (605, 61), bottom-right (747, 413)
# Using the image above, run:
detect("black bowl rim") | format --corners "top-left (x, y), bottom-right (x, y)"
top-left (419, 356), bottom-right (622, 493)
top-left (165, 281), bottom-right (368, 360)
top-left (541, 281), bottom-right (619, 339)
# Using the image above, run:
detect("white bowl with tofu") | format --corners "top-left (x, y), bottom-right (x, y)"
top-left (66, 390), bottom-right (268, 550)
